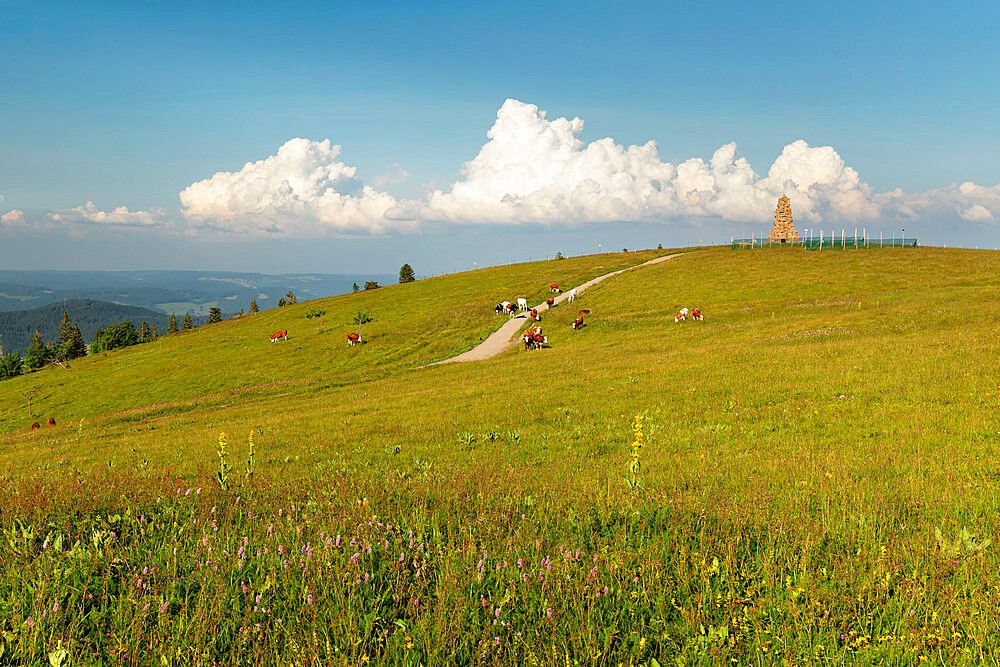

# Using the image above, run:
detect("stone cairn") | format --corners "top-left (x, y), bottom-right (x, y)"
top-left (768, 194), bottom-right (799, 243)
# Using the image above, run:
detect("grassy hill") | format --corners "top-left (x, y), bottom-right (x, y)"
top-left (1, 246), bottom-right (999, 664)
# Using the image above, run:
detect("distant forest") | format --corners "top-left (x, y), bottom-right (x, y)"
top-left (0, 300), bottom-right (208, 354)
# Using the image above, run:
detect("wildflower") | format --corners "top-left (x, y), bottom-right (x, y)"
top-left (25, 617), bottom-right (35, 628)
top-left (546, 607), bottom-right (553, 617)
top-left (53, 602), bottom-right (59, 613)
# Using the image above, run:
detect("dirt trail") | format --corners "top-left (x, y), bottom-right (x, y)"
top-left (426, 252), bottom-right (686, 366)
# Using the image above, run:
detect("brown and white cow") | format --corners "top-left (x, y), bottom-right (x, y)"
top-left (546, 297), bottom-right (555, 307)
top-left (271, 329), bottom-right (288, 342)
top-left (674, 308), bottom-right (688, 323)
top-left (572, 316), bottom-right (584, 330)
top-left (522, 327), bottom-right (547, 350)
top-left (46, 417), bottom-right (56, 426)
top-left (530, 308), bottom-right (540, 322)
top-left (692, 308), bottom-right (704, 321)
top-left (30, 422), bottom-right (40, 430)
top-left (347, 332), bottom-right (361, 346)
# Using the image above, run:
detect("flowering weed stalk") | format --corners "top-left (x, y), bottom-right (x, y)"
top-left (625, 414), bottom-right (644, 491)
top-left (215, 432), bottom-right (230, 491)
top-left (246, 429), bottom-right (256, 485)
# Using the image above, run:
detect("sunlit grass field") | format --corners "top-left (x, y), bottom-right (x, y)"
top-left (1, 246), bottom-right (999, 665)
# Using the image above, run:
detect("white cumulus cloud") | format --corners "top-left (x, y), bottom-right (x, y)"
top-left (0, 209), bottom-right (26, 227)
top-left (178, 138), bottom-right (410, 236)
top-left (421, 99), bottom-right (998, 229)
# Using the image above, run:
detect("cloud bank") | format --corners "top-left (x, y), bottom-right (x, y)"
top-left (422, 100), bottom-right (996, 228)
top-left (3, 99), bottom-right (999, 237)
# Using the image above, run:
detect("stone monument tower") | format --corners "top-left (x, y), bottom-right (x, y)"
top-left (768, 194), bottom-right (799, 243)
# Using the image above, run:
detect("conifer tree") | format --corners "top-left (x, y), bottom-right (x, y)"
top-left (250, 298), bottom-right (259, 314)
top-left (182, 312), bottom-right (194, 330)
top-left (398, 263), bottom-right (416, 283)
top-left (167, 314), bottom-right (179, 334)
top-left (57, 312), bottom-right (74, 348)
top-left (64, 324), bottom-right (87, 359)
top-left (139, 321), bottom-right (150, 342)
top-left (285, 291), bottom-right (297, 304)
top-left (0, 352), bottom-right (22, 379)
top-left (208, 307), bottom-right (222, 324)
top-left (278, 297), bottom-right (286, 308)
top-left (352, 282), bottom-right (360, 293)
top-left (23, 329), bottom-right (50, 371)
top-left (150, 324), bottom-right (159, 340)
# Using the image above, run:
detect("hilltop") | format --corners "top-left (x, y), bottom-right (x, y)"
top-left (2, 245), bottom-right (999, 664)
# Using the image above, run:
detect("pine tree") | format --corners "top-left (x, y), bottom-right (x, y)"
top-left (250, 299), bottom-right (259, 314)
top-left (208, 307), bottom-right (222, 324)
top-left (364, 280), bottom-right (380, 290)
top-left (285, 291), bottom-right (297, 304)
top-left (278, 297), bottom-right (286, 308)
top-left (182, 312), bottom-right (194, 330)
top-left (398, 263), bottom-right (416, 283)
top-left (139, 321), bottom-right (150, 342)
top-left (64, 324), bottom-right (87, 359)
top-left (167, 314), bottom-right (179, 334)
top-left (57, 311), bottom-right (74, 348)
top-left (352, 282), bottom-right (360, 293)
top-left (23, 329), bottom-right (50, 371)
top-left (0, 352), bottom-right (22, 380)
top-left (55, 312), bottom-right (87, 360)
top-left (149, 324), bottom-right (159, 340)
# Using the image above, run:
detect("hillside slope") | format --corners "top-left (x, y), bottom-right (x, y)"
top-left (0, 249), bottom-right (667, 437)
top-left (3, 246), bottom-right (1000, 664)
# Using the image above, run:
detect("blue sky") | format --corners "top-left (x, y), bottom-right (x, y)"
top-left (2, 1), bottom-right (999, 273)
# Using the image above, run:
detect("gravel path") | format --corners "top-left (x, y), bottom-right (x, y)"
top-left (426, 252), bottom-right (686, 366)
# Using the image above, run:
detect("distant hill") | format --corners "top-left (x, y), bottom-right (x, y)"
top-left (0, 270), bottom-right (397, 314)
top-left (0, 299), bottom-right (205, 354)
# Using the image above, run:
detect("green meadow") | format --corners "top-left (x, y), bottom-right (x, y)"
top-left (1, 246), bottom-right (999, 665)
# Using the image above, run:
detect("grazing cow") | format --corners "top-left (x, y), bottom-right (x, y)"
top-left (577, 309), bottom-right (591, 314)
top-left (46, 417), bottom-right (56, 426)
top-left (522, 327), bottom-right (547, 350)
top-left (572, 316), bottom-right (584, 330)
top-left (347, 332), bottom-right (361, 346)
top-left (271, 329), bottom-right (288, 342)
top-left (504, 302), bottom-right (518, 318)
top-left (546, 297), bottom-right (555, 307)
top-left (494, 303), bottom-right (504, 316)
top-left (567, 288), bottom-right (577, 302)
top-left (30, 422), bottom-right (40, 430)
top-left (530, 308), bottom-right (540, 322)
top-left (516, 298), bottom-right (528, 311)
top-left (674, 308), bottom-right (689, 323)
top-left (692, 308), bottom-right (704, 321)
top-left (549, 283), bottom-right (560, 293)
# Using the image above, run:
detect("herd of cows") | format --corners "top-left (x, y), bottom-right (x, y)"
top-left (264, 281), bottom-right (703, 354)
top-left (492, 282), bottom-right (591, 351)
